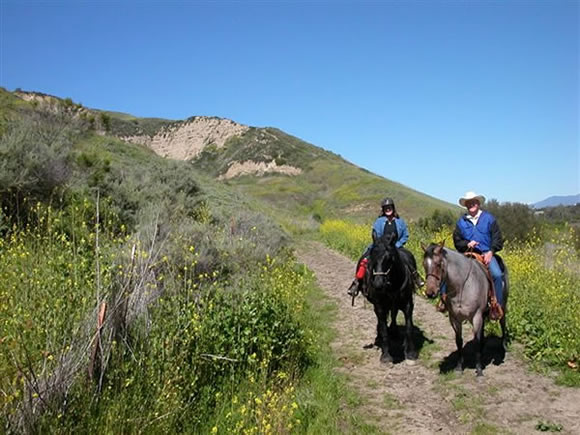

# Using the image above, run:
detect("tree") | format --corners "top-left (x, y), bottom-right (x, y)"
top-left (485, 199), bottom-right (536, 242)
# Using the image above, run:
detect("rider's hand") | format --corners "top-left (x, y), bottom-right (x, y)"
top-left (467, 240), bottom-right (479, 249)
top-left (483, 251), bottom-right (493, 265)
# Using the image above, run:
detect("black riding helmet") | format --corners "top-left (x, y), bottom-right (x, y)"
top-left (381, 197), bottom-right (395, 209)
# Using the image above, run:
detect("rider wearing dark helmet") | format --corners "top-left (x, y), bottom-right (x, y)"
top-left (347, 197), bottom-right (424, 297)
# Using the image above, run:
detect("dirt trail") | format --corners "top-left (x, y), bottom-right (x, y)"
top-left (296, 241), bottom-right (580, 434)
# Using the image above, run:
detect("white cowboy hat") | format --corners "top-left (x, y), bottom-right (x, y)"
top-left (458, 191), bottom-right (486, 207)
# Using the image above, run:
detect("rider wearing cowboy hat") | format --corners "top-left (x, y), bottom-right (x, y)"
top-left (438, 191), bottom-right (504, 312)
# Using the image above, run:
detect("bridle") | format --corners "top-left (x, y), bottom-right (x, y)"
top-left (373, 266), bottom-right (391, 277)
top-left (425, 256), bottom-right (445, 285)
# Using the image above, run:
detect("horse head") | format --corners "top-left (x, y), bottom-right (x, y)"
top-left (421, 240), bottom-right (446, 299)
top-left (370, 232), bottom-right (397, 289)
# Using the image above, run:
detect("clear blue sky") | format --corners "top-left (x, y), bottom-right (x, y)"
top-left (1, 0), bottom-right (578, 205)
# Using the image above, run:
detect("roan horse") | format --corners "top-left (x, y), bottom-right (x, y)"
top-left (362, 232), bottom-right (418, 363)
top-left (422, 241), bottom-right (509, 376)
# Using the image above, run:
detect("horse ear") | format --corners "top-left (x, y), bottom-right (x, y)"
top-left (438, 240), bottom-right (446, 248)
top-left (420, 242), bottom-right (428, 252)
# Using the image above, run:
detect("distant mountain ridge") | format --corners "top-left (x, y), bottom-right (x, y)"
top-left (532, 194), bottom-right (580, 209)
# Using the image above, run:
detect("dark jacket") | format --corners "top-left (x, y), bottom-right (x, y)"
top-left (453, 210), bottom-right (503, 254)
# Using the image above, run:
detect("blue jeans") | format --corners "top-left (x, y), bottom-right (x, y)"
top-left (440, 256), bottom-right (503, 306)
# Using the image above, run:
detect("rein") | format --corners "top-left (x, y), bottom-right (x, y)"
top-left (457, 255), bottom-right (474, 308)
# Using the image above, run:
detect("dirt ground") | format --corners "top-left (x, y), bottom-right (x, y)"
top-left (296, 241), bottom-right (580, 435)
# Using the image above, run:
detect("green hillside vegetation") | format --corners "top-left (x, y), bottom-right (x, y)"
top-left (5, 88), bottom-right (458, 229)
top-left (0, 92), bottom-right (372, 432)
top-left (192, 127), bottom-right (459, 230)
top-left (104, 112), bottom-right (175, 137)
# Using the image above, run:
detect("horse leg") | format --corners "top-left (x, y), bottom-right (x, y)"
top-left (388, 306), bottom-right (399, 340)
top-left (374, 304), bottom-right (391, 363)
top-left (403, 299), bottom-right (417, 360)
top-left (500, 314), bottom-right (509, 352)
top-left (450, 316), bottom-right (463, 372)
top-left (472, 311), bottom-right (485, 377)
top-left (501, 276), bottom-right (509, 352)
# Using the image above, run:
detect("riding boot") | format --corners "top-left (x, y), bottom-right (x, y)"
top-left (436, 293), bottom-right (447, 313)
top-left (413, 270), bottom-right (425, 288)
top-left (347, 279), bottom-right (361, 297)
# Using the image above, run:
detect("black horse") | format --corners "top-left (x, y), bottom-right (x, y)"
top-left (362, 232), bottom-right (418, 363)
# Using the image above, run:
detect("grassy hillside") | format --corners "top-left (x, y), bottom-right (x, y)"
top-left (2, 88), bottom-right (459, 233)
top-left (193, 127), bottom-right (459, 230)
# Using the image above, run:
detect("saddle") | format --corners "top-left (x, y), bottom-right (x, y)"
top-left (464, 252), bottom-right (504, 321)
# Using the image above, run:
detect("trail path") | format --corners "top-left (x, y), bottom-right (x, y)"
top-left (296, 241), bottom-right (580, 434)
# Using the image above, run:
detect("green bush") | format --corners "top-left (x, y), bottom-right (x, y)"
top-left (486, 199), bottom-right (537, 243)
top-left (0, 114), bottom-right (76, 220)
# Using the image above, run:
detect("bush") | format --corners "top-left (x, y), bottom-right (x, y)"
top-left (418, 209), bottom-right (457, 233)
top-left (486, 199), bottom-right (537, 243)
top-left (0, 113), bottom-right (78, 225)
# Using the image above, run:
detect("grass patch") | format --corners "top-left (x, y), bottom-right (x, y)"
top-left (471, 422), bottom-right (501, 434)
top-left (535, 420), bottom-right (563, 432)
top-left (383, 392), bottom-right (403, 409)
top-left (418, 338), bottom-right (442, 367)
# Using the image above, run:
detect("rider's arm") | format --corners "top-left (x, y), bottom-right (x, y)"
top-left (395, 218), bottom-right (409, 248)
top-left (490, 219), bottom-right (504, 253)
top-left (453, 222), bottom-right (469, 253)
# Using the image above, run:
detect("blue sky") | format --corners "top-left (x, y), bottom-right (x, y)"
top-left (1, 0), bottom-right (578, 205)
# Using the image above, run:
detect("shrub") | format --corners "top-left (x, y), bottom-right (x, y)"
top-left (0, 114), bottom-right (77, 225)
top-left (418, 209), bottom-right (457, 233)
top-left (486, 199), bottom-right (537, 243)
top-left (99, 113), bottom-right (111, 132)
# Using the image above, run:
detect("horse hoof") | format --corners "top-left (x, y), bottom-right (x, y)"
top-left (380, 354), bottom-right (393, 364)
top-left (476, 369), bottom-right (484, 377)
top-left (363, 343), bottom-right (374, 349)
top-left (405, 351), bottom-right (418, 361)
top-left (405, 359), bottom-right (417, 366)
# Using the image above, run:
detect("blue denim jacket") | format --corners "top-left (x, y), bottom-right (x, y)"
top-left (371, 216), bottom-right (409, 248)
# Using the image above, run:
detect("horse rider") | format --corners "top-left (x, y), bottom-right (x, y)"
top-left (348, 197), bottom-right (425, 297)
top-left (437, 191), bottom-right (504, 312)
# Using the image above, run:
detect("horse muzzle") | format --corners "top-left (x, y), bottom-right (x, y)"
top-left (424, 280), bottom-right (439, 299)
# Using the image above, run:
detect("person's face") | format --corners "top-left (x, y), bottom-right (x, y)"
top-left (383, 205), bottom-right (394, 216)
top-left (465, 199), bottom-right (480, 216)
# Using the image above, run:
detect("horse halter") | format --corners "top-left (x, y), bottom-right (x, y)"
top-left (425, 255), bottom-right (446, 284)
top-left (373, 266), bottom-right (391, 277)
